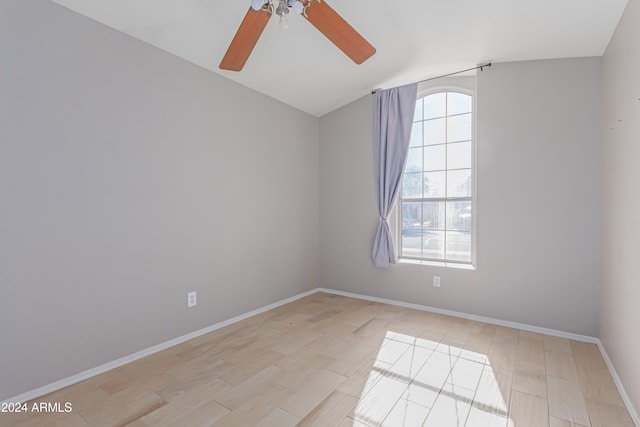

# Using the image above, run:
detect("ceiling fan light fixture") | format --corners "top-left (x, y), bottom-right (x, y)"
top-left (275, 0), bottom-right (289, 16)
top-left (250, 0), bottom-right (268, 11)
top-left (275, 0), bottom-right (290, 29)
top-left (293, 1), bottom-right (304, 14)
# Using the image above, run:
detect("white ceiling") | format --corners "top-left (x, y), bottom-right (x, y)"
top-left (52, 0), bottom-right (628, 117)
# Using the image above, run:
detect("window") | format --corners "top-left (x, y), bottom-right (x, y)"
top-left (399, 90), bottom-right (474, 264)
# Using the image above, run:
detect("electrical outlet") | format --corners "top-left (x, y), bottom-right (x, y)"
top-left (187, 291), bottom-right (197, 308)
top-left (433, 276), bottom-right (441, 287)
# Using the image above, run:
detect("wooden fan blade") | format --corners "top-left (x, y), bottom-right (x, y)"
top-left (219, 7), bottom-right (271, 71)
top-left (304, 1), bottom-right (376, 64)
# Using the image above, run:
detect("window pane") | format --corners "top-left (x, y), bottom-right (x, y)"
top-left (423, 201), bottom-right (445, 230)
top-left (401, 234), bottom-right (422, 258)
top-left (414, 98), bottom-right (423, 122)
top-left (402, 172), bottom-right (422, 199)
top-left (447, 113), bottom-right (472, 142)
top-left (423, 230), bottom-right (445, 260)
top-left (447, 92), bottom-right (472, 115)
top-left (446, 201), bottom-right (472, 231)
top-left (446, 231), bottom-right (471, 262)
top-left (424, 118), bottom-right (446, 145)
top-left (447, 169), bottom-right (472, 197)
top-left (424, 171), bottom-right (445, 198)
top-left (410, 122), bottom-right (422, 147)
top-left (424, 144), bottom-right (445, 172)
top-left (424, 93), bottom-right (446, 119)
top-left (405, 147), bottom-right (422, 173)
top-left (401, 202), bottom-right (422, 237)
top-left (447, 141), bottom-right (472, 170)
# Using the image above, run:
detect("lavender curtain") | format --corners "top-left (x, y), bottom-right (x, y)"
top-left (372, 83), bottom-right (418, 267)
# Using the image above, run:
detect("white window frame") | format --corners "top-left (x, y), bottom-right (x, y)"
top-left (397, 86), bottom-right (477, 267)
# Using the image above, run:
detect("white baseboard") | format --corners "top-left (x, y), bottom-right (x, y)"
top-left (318, 288), bottom-right (598, 343)
top-left (597, 341), bottom-right (640, 427)
top-left (1, 288), bottom-right (318, 405)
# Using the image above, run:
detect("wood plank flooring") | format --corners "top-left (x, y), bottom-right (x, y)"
top-left (0, 292), bottom-right (635, 427)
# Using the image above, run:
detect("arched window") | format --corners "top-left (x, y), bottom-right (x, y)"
top-left (399, 90), bottom-right (474, 264)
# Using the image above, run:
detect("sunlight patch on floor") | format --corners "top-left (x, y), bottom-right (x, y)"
top-left (351, 331), bottom-right (513, 427)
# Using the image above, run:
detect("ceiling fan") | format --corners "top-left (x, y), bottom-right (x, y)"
top-left (219, 0), bottom-right (376, 71)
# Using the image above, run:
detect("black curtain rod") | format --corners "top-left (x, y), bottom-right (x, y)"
top-left (371, 62), bottom-right (492, 94)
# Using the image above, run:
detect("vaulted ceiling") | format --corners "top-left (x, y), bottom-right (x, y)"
top-left (52, 0), bottom-right (628, 117)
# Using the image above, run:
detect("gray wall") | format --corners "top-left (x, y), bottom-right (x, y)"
top-left (0, 0), bottom-right (319, 400)
top-left (601, 0), bottom-right (640, 414)
top-left (320, 58), bottom-right (602, 336)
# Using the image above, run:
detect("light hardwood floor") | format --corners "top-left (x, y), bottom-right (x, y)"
top-left (0, 292), bottom-right (635, 427)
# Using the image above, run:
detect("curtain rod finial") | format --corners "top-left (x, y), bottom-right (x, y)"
top-left (478, 62), bottom-right (492, 71)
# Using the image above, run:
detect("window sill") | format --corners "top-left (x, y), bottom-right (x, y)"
top-left (398, 258), bottom-right (476, 270)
